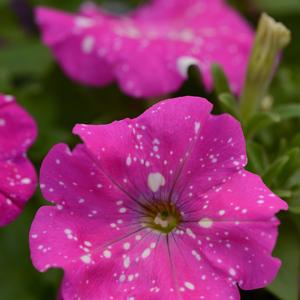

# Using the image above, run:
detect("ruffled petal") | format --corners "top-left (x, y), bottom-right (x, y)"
top-left (74, 97), bottom-right (213, 200)
top-left (36, 7), bottom-right (115, 86)
top-left (182, 170), bottom-right (287, 290)
top-left (0, 94), bottom-right (37, 226)
top-left (36, 1), bottom-right (253, 98)
top-left (0, 94), bottom-right (37, 160)
top-left (31, 96), bottom-right (286, 299)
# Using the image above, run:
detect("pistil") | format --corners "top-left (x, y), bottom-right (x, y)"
top-left (141, 201), bottom-right (182, 234)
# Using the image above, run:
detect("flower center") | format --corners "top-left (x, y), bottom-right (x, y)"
top-left (142, 201), bottom-right (182, 234)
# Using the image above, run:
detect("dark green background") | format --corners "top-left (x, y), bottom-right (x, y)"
top-left (1, 0), bottom-right (300, 299)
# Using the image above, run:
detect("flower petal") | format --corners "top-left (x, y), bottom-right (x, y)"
top-left (173, 113), bottom-right (247, 205)
top-left (36, 0), bottom-right (253, 98)
top-left (36, 7), bottom-right (115, 86)
top-left (31, 96), bottom-right (286, 299)
top-left (73, 96), bottom-right (213, 200)
top-left (0, 94), bottom-right (37, 226)
top-left (0, 94), bottom-right (37, 160)
top-left (183, 170), bottom-right (287, 290)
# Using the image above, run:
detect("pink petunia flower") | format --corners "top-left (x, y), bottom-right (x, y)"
top-left (35, 0), bottom-right (254, 98)
top-left (30, 96), bottom-right (286, 299)
top-left (0, 94), bottom-right (37, 227)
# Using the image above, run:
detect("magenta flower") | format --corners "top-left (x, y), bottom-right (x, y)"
top-left (0, 94), bottom-right (37, 227)
top-left (36, 0), bottom-right (253, 98)
top-left (30, 96), bottom-right (286, 299)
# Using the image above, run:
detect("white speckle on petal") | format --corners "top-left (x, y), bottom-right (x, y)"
top-left (119, 207), bottom-right (127, 213)
top-left (184, 281), bottom-right (195, 290)
top-left (186, 228), bottom-right (196, 239)
top-left (123, 242), bottom-right (130, 250)
top-left (80, 254), bottom-right (91, 264)
top-left (75, 17), bottom-right (94, 28)
top-left (194, 122), bottom-right (201, 134)
top-left (177, 56), bottom-right (199, 78)
top-left (229, 268), bottom-right (236, 276)
top-left (141, 248), bottom-right (151, 259)
top-left (119, 274), bottom-right (126, 282)
top-left (192, 250), bottom-right (201, 261)
top-left (103, 250), bottom-right (112, 258)
top-left (4, 95), bottom-right (14, 102)
top-left (82, 36), bottom-right (95, 54)
top-left (148, 173), bottom-right (165, 193)
top-left (126, 156), bottom-right (132, 166)
top-left (123, 256), bottom-right (130, 268)
top-left (198, 218), bottom-right (213, 228)
top-left (21, 178), bottom-right (32, 185)
top-left (218, 210), bottom-right (226, 216)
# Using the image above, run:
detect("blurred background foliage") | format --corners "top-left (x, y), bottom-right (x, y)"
top-left (0, 0), bottom-right (300, 299)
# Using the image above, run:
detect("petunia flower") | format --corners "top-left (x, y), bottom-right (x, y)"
top-left (0, 94), bottom-right (37, 227)
top-left (35, 0), bottom-right (254, 98)
top-left (30, 96), bottom-right (286, 299)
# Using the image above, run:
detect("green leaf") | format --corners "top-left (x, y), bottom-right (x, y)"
top-left (257, 0), bottom-right (300, 15)
top-left (244, 111), bottom-right (281, 138)
top-left (268, 219), bottom-right (300, 300)
top-left (0, 42), bottom-right (52, 75)
top-left (273, 189), bottom-right (293, 198)
top-left (289, 206), bottom-right (300, 214)
top-left (0, 0), bottom-right (9, 7)
top-left (286, 170), bottom-right (300, 190)
top-left (278, 148), bottom-right (300, 184)
top-left (211, 64), bottom-right (231, 95)
top-left (290, 133), bottom-right (300, 148)
top-left (262, 155), bottom-right (290, 185)
top-left (287, 192), bottom-right (300, 214)
top-left (274, 104), bottom-right (300, 120)
top-left (246, 141), bottom-right (269, 174)
top-left (217, 93), bottom-right (239, 119)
